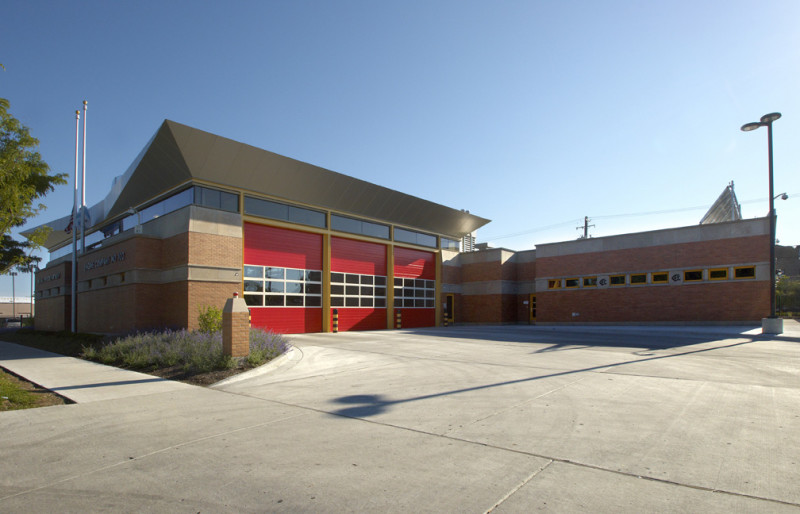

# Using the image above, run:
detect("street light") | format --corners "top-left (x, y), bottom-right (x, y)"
top-left (741, 112), bottom-right (781, 332)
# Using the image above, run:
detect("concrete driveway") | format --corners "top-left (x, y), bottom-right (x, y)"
top-left (2, 323), bottom-right (799, 512)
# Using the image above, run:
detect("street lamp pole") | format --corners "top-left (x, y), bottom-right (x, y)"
top-left (741, 112), bottom-right (781, 333)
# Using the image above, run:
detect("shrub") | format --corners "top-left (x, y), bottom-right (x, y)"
top-left (80, 327), bottom-right (288, 375)
top-left (246, 328), bottom-right (289, 367)
top-left (198, 304), bottom-right (222, 334)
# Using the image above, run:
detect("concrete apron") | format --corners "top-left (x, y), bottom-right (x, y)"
top-left (2, 325), bottom-right (799, 512)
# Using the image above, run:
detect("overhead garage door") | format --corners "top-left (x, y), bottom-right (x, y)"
top-left (331, 237), bottom-right (387, 331)
top-left (243, 223), bottom-right (322, 334)
top-left (393, 247), bottom-right (436, 328)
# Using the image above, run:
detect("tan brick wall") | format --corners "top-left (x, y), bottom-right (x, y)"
top-left (77, 285), bottom-right (139, 333)
top-left (162, 233), bottom-right (189, 270)
top-left (159, 282), bottom-right (190, 329)
top-left (187, 281), bottom-right (241, 331)
top-left (34, 262), bottom-right (72, 332)
top-left (79, 237), bottom-right (161, 282)
top-left (34, 297), bottom-right (69, 332)
top-left (47, 225), bottom-right (242, 333)
top-left (188, 232), bottom-right (242, 268)
top-left (223, 309), bottom-right (250, 357)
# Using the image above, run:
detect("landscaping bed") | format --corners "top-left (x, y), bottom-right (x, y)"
top-left (0, 327), bottom-right (288, 388)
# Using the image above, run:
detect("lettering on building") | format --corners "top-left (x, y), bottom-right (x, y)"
top-left (37, 272), bottom-right (62, 284)
top-left (85, 252), bottom-right (126, 271)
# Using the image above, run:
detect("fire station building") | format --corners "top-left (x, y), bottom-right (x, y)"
top-left (29, 121), bottom-right (770, 334)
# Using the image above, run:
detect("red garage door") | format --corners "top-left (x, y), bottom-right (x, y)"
top-left (243, 223), bottom-right (322, 334)
top-left (393, 247), bottom-right (436, 328)
top-left (331, 237), bottom-right (387, 331)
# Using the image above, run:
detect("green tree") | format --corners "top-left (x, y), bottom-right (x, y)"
top-left (776, 276), bottom-right (800, 315)
top-left (197, 304), bottom-right (223, 333)
top-left (0, 86), bottom-right (67, 273)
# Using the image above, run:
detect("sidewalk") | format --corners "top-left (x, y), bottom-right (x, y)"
top-left (0, 342), bottom-right (192, 403)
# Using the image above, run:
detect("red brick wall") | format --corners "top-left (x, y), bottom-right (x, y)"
top-left (538, 281), bottom-right (768, 322)
top-left (516, 294), bottom-right (532, 322)
top-left (537, 236), bottom-right (769, 277)
top-left (461, 294), bottom-right (506, 323)
top-left (442, 263), bottom-right (461, 284)
top-left (461, 259), bottom-right (518, 283)
top-left (517, 260), bottom-right (536, 281)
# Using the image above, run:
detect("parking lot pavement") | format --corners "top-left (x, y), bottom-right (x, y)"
top-left (2, 323), bottom-right (799, 512)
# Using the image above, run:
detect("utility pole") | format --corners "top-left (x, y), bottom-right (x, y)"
top-left (10, 271), bottom-right (17, 319)
top-left (576, 216), bottom-right (595, 239)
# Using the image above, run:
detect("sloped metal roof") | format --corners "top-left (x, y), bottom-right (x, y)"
top-left (28, 120), bottom-right (490, 250)
top-left (700, 181), bottom-right (742, 225)
top-left (109, 120), bottom-right (489, 237)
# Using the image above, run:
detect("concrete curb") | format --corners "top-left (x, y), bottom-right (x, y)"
top-left (210, 344), bottom-right (302, 388)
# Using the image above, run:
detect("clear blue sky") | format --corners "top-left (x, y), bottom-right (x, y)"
top-left (2, 0), bottom-right (799, 299)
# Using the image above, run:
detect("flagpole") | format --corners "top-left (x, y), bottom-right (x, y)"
top-left (80, 100), bottom-right (87, 254)
top-left (72, 109), bottom-right (80, 333)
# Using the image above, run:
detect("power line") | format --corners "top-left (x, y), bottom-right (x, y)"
top-left (483, 219), bottom-right (579, 241)
top-left (483, 192), bottom-right (798, 242)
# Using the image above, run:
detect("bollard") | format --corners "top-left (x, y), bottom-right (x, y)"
top-left (223, 292), bottom-right (250, 357)
top-left (443, 316), bottom-right (449, 327)
top-left (395, 310), bottom-right (402, 329)
top-left (333, 308), bottom-right (339, 333)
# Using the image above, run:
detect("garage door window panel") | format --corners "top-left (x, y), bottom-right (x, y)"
top-left (243, 264), bottom-right (322, 308)
top-left (331, 272), bottom-right (387, 309)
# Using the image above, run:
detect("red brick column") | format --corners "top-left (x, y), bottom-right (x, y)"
top-left (223, 293), bottom-right (250, 357)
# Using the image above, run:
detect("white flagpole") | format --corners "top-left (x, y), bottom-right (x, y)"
top-left (80, 100), bottom-right (87, 254)
top-left (72, 109), bottom-right (80, 333)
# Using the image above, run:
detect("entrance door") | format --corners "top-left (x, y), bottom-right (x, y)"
top-left (529, 294), bottom-right (537, 323)
top-left (445, 294), bottom-right (454, 324)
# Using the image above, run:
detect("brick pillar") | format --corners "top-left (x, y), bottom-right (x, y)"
top-left (223, 292), bottom-right (250, 357)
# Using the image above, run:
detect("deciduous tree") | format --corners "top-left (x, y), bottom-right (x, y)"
top-left (0, 91), bottom-right (67, 273)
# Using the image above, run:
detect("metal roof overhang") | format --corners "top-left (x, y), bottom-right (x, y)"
top-left (106, 120), bottom-right (490, 238)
